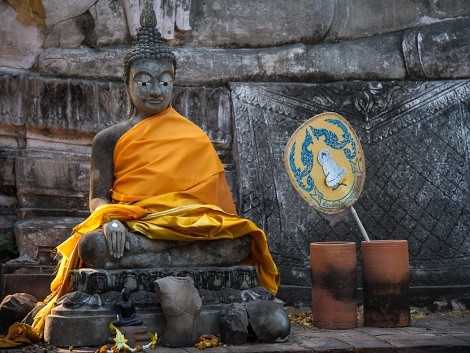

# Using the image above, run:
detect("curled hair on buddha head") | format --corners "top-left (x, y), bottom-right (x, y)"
top-left (123, 0), bottom-right (177, 86)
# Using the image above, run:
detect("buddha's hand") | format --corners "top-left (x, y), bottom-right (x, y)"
top-left (103, 220), bottom-right (131, 258)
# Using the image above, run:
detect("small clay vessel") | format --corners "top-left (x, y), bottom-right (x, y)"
top-left (310, 242), bottom-right (357, 329)
top-left (361, 240), bottom-right (411, 327)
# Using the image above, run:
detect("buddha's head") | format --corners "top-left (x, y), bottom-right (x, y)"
top-left (121, 286), bottom-right (130, 301)
top-left (124, 0), bottom-right (176, 118)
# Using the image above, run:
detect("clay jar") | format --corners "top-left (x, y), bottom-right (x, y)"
top-left (310, 242), bottom-right (358, 329)
top-left (361, 240), bottom-right (411, 327)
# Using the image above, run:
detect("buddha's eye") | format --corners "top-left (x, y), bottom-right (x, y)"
top-left (159, 80), bottom-right (172, 87)
top-left (134, 74), bottom-right (152, 87)
top-left (140, 79), bottom-right (153, 86)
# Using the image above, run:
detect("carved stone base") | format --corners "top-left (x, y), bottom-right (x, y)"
top-left (70, 266), bottom-right (259, 293)
top-left (44, 266), bottom-right (278, 346)
top-left (63, 266), bottom-right (273, 307)
top-left (44, 304), bottom-right (222, 347)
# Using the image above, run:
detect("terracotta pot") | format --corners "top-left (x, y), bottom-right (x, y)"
top-left (361, 240), bottom-right (411, 327)
top-left (310, 242), bottom-right (357, 329)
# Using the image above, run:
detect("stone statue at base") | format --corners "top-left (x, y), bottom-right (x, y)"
top-left (113, 286), bottom-right (143, 327)
top-left (154, 276), bottom-right (202, 347)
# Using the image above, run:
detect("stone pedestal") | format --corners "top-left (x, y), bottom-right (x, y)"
top-left (45, 303), bottom-right (225, 347)
top-left (44, 266), bottom-right (276, 346)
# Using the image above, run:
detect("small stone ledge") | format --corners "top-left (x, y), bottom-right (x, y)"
top-left (36, 18), bottom-right (470, 83)
top-left (37, 38), bottom-right (405, 84)
top-left (14, 217), bottom-right (86, 265)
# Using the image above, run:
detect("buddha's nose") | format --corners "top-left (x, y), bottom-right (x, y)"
top-left (150, 83), bottom-right (163, 96)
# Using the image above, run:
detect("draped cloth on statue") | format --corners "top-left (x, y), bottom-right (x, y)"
top-left (111, 106), bottom-right (237, 213)
top-left (31, 107), bottom-right (280, 337)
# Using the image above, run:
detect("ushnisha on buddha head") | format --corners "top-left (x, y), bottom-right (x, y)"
top-left (124, 0), bottom-right (177, 119)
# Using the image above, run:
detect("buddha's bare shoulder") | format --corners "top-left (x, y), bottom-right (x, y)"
top-left (92, 120), bottom-right (133, 149)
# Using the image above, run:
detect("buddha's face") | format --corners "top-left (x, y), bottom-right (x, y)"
top-left (128, 59), bottom-right (174, 118)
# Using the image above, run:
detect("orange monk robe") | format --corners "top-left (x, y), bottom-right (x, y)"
top-left (32, 107), bottom-right (280, 336)
top-left (111, 106), bottom-right (237, 212)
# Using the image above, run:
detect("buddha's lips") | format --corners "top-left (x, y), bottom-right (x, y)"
top-left (146, 99), bottom-right (163, 105)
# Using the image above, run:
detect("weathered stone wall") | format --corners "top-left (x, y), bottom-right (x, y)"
top-left (231, 81), bottom-right (469, 302)
top-left (0, 0), bottom-right (469, 303)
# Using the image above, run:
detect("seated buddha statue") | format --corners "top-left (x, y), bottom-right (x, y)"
top-left (32, 0), bottom-right (279, 337)
top-left (76, 2), bottom-right (253, 270)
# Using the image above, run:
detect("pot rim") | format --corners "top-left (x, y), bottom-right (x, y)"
top-left (311, 241), bottom-right (356, 246)
top-left (361, 239), bottom-right (408, 251)
top-left (361, 240), bottom-right (408, 245)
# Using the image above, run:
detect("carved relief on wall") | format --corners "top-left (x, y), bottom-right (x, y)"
top-left (123, 0), bottom-right (191, 40)
top-left (231, 81), bottom-right (470, 288)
